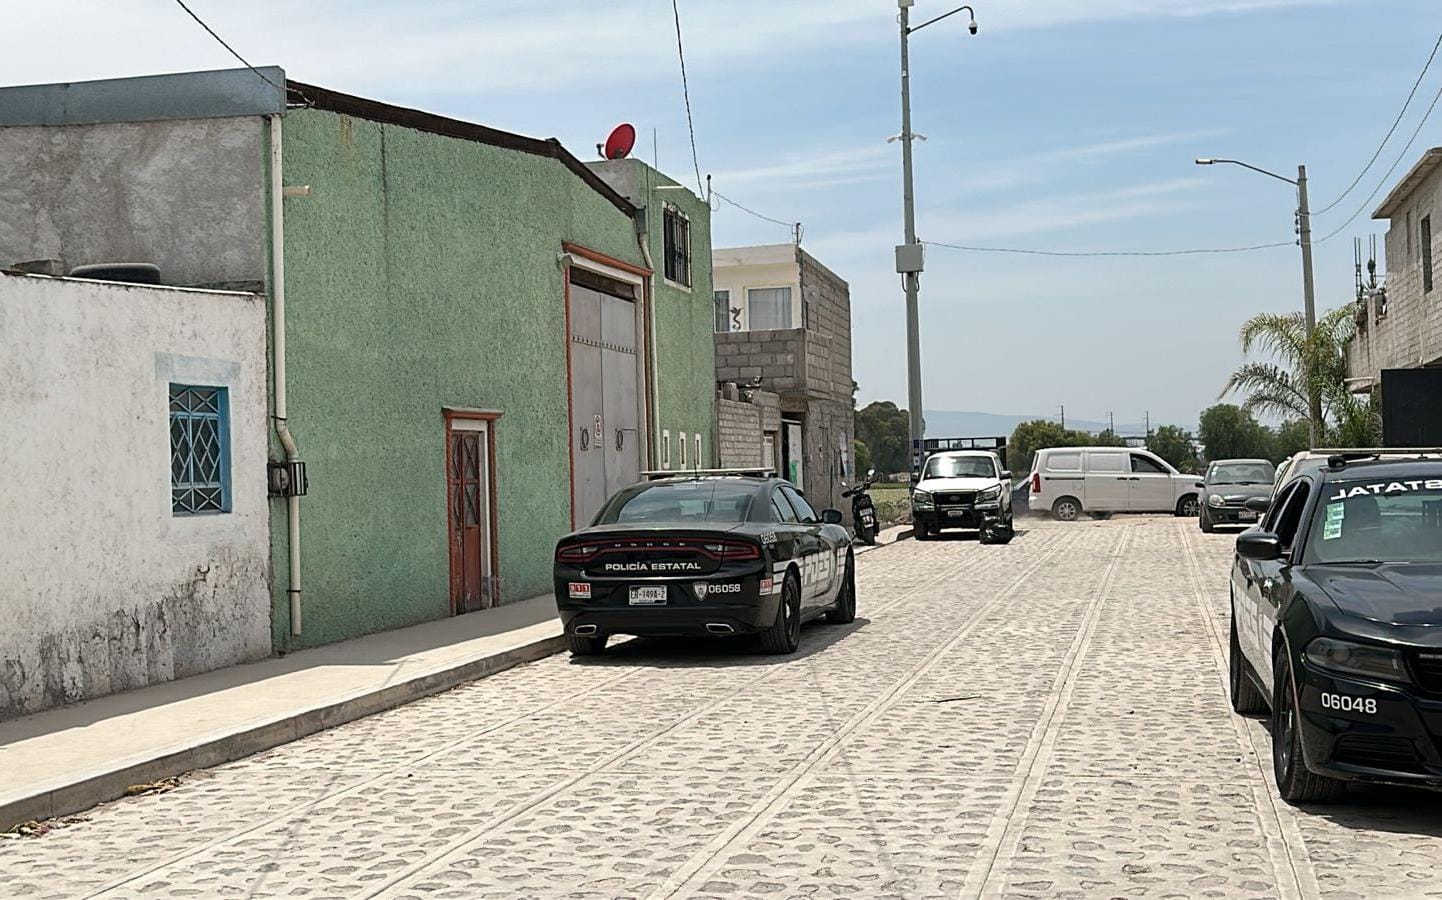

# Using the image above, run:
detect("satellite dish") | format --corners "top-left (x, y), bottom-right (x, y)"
top-left (603, 123), bottom-right (636, 160)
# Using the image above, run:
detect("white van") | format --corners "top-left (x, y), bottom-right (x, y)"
top-left (1029, 447), bottom-right (1201, 521)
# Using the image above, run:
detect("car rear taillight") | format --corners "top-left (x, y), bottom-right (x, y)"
top-left (555, 543), bottom-right (599, 564)
top-left (1031, 472), bottom-right (1041, 493)
top-left (703, 540), bottom-right (761, 561)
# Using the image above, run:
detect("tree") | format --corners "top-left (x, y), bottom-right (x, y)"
top-left (1198, 404), bottom-right (1270, 462)
top-left (1093, 429), bottom-right (1127, 447)
top-left (856, 401), bottom-right (910, 475)
top-left (853, 439), bottom-right (873, 477)
top-left (1221, 305), bottom-right (1379, 446)
top-left (1149, 425), bottom-right (1199, 473)
top-left (1268, 419), bottom-right (1311, 462)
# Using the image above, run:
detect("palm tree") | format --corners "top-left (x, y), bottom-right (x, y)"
top-left (1221, 306), bottom-right (1378, 446)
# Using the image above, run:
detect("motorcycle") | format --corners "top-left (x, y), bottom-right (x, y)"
top-left (843, 469), bottom-right (880, 545)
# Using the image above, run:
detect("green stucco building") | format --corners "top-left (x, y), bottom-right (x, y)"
top-left (0, 67), bottom-right (718, 654)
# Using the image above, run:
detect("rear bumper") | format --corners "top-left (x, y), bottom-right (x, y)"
top-left (554, 570), bottom-right (779, 637)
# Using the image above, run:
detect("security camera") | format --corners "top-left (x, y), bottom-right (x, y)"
top-left (968, 19), bottom-right (978, 34)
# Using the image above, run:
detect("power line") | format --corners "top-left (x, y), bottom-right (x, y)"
top-left (922, 239), bottom-right (1297, 256)
top-left (1313, 31), bottom-right (1442, 216)
top-left (172, 0), bottom-right (285, 96)
top-left (1316, 72), bottom-right (1442, 245)
top-left (713, 191), bottom-right (794, 229)
top-left (669, 0), bottom-right (705, 197)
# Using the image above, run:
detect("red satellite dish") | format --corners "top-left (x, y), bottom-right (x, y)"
top-left (603, 123), bottom-right (637, 160)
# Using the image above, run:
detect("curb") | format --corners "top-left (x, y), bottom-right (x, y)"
top-left (1, 633), bottom-right (565, 831)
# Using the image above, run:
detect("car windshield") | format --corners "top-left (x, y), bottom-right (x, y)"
top-left (923, 456), bottom-right (995, 479)
top-left (596, 481), bottom-right (755, 525)
top-left (1304, 476), bottom-right (1442, 565)
top-left (1209, 463), bottom-right (1275, 485)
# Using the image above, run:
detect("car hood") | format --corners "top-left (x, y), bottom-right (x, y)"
top-left (1310, 564), bottom-right (1442, 626)
top-left (916, 476), bottom-right (999, 492)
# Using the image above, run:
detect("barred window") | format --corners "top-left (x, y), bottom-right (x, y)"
top-left (170, 384), bottom-right (231, 515)
top-left (664, 207), bottom-right (691, 287)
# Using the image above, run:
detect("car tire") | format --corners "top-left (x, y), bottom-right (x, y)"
top-left (1200, 507), bottom-right (1215, 533)
top-left (914, 521), bottom-right (931, 541)
top-left (1052, 497), bottom-right (1082, 522)
top-left (1229, 616), bottom-right (1267, 714)
top-left (1272, 650), bottom-right (1346, 804)
top-left (758, 573), bottom-right (802, 654)
top-left (1177, 495), bottom-right (1201, 518)
top-left (826, 553), bottom-right (857, 624)
top-left (566, 633), bottom-right (607, 656)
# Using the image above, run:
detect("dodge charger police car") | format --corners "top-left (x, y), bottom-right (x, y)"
top-left (554, 471), bottom-right (855, 656)
top-left (1229, 452), bottom-right (1442, 802)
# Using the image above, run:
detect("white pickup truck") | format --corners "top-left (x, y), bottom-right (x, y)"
top-left (911, 450), bottom-right (1014, 544)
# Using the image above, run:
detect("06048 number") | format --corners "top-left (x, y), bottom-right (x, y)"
top-left (1320, 693), bottom-right (1377, 715)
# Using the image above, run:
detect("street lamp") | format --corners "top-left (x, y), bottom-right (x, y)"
top-left (1196, 157), bottom-right (1320, 447)
top-left (897, 1), bottom-right (979, 479)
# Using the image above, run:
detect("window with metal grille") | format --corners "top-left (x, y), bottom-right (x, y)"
top-left (664, 207), bottom-right (690, 286)
top-left (169, 384), bottom-right (231, 515)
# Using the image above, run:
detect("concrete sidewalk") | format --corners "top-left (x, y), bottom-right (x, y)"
top-left (0, 595), bottom-right (562, 831)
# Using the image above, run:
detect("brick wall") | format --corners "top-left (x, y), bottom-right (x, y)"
top-left (715, 329), bottom-right (803, 392)
top-left (716, 388), bottom-right (782, 470)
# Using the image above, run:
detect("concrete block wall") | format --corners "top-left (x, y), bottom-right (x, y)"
top-left (1348, 165), bottom-right (1442, 382)
top-left (715, 330), bottom-right (803, 392)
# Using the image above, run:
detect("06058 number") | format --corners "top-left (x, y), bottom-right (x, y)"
top-left (1320, 693), bottom-right (1377, 715)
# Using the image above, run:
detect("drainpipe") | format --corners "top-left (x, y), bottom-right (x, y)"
top-left (270, 114), bottom-right (303, 637)
top-left (636, 218), bottom-right (660, 470)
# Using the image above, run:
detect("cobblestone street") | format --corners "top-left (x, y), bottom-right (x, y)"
top-left (7, 517), bottom-right (1442, 899)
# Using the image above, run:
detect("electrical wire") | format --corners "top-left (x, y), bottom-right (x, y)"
top-left (670, 0), bottom-right (706, 197)
top-left (713, 191), bottom-right (796, 230)
top-left (1315, 73), bottom-right (1442, 245)
top-left (923, 238), bottom-right (1294, 258)
top-left (172, 0), bottom-right (285, 95)
top-left (1313, 31), bottom-right (1442, 216)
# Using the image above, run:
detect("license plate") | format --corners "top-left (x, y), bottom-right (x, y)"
top-left (946, 509), bottom-right (966, 518)
top-left (1239, 511), bottom-right (1257, 522)
top-left (629, 586), bottom-right (668, 606)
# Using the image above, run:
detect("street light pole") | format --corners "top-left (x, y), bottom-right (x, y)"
top-left (1196, 157), bottom-right (1321, 447)
top-left (896, 2), bottom-right (977, 478)
top-left (1296, 164), bottom-right (1321, 445)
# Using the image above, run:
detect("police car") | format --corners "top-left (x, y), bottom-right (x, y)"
top-left (553, 470), bottom-right (855, 656)
top-left (1229, 451), bottom-right (1442, 801)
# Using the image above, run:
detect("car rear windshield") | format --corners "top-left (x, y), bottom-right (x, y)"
top-left (924, 456), bottom-right (996, 479)
top-left (596, 481), bottom-right (756, 525)
top-left (1305, 476), bottom-right (1442, 565)
top-left (1209, 463), bottom-right (1275, 485)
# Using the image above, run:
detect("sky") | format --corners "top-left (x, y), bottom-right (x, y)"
top-left (6, 0), bottom-right (1440, 429)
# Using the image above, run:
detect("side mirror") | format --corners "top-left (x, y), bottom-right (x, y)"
top-left (1244, 497), bottom-right (1270, 514)
top-left (1001, 470), bottom-right (1012, 480)
top-left (1236, 532), bottom-right (1283, 561)
top-left (1195, 480), bottom-right (1205, 489)
top-left (821, 508), bottom-right (844, 525)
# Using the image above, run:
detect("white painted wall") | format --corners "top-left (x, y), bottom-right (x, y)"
top-left (0, 273), bottom-right (270, 718)
top-left (713, 245), bottom-right (802, 333)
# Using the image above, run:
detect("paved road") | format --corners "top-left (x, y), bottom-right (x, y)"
top-left (7, 518), bottom-right (1442, 899)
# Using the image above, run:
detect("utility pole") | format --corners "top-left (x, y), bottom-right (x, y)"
top-left (895, 1), bottom-right (978, 478)
top-left (1297, 164), bottom-right (1321, 448)
top-left (1108, 411), bottom-right (1115, 435)
top-left (1145, 411), bottom-right (1151, 441)
top-left (1059, 404), bottom-right (1065, 430)
top-left (1196, 157), bottom-right (1321, 447)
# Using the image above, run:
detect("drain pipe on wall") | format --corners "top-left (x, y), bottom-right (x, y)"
top-left (270, 114), bottom-right (304, 638)
top-left (636, 217), bottom-right (660, 470)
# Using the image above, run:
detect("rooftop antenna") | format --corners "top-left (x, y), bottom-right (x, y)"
top-left (1368, 234), bottom-right (1379, 288)
top-left (1354, 237), bottom-right (1364, 300)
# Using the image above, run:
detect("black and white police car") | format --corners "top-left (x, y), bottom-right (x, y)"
top-left (553, 470), bottom-right (856, 656)
top-left (1229, 451), bottom-right (1442, 801)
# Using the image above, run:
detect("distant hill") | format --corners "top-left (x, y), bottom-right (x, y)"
top-left (922, 410), bottom-right (1151, 438)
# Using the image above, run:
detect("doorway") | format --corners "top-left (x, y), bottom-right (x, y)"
top-left (446, 411), bottom-right (499, 614)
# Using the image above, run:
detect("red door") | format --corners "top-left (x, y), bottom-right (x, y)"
top-left (447, 415), bottom-right (497, 613)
